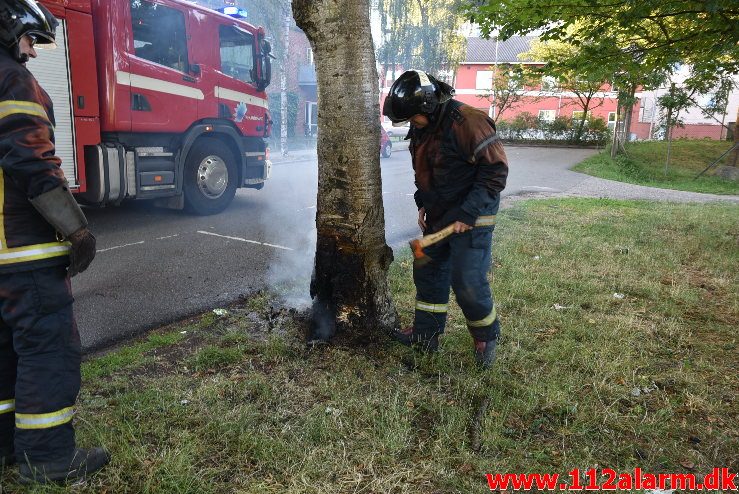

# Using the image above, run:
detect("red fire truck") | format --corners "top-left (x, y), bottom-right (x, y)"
top-left (31, 0), bottom-right (273, 214)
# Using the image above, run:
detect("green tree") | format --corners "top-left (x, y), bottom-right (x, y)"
top-left (464, 1), bottom-right (738, 93)
top-left (477, 65), bottom-right (534, 123)
top-left (377, 0), bottom-right (468, 81)
top-left (524, 38), bottom-right (610, 143)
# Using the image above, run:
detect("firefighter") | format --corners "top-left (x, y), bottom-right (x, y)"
top-left (383, 70), bottom-right (509, 368)
top-left (0, 0), bottom-right (109, 484)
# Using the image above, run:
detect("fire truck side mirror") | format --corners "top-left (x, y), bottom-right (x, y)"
top-left (257, 39), bottom-right (273, 91)
top-left (261, 39), bottom-right (272, 56)
top-left (190, 63), bottom-right (201, 76)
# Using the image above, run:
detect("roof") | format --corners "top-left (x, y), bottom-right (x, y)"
top-left (464, 36), bottom-right (539, 64)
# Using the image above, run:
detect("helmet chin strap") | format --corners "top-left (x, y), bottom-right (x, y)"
top-left (10, 42), bottom-right (29, 64)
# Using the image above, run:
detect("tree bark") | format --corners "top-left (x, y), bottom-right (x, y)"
top-left (293, 0), bottom-right (399, 341)
top-left (622, 85), bottom-right (636, 145)
top-left (732, 107), bottom-right (739, 167)
top-left (280, 5), bottom-right (291, 156)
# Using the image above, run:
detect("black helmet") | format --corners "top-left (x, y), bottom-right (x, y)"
top-left (0, 0), bottom-right (58, 62)
top-left (382, 70), bottom-right (455, 124)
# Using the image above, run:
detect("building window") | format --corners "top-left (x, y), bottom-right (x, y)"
top-left (305, 101), bottom-right (318, 137)
top-left (572, 110), bottom-right (591, 120)
top-left (539, 110), bottom-right (556, 122)
top-left (130, 0), bottom-right (189, 73)
top-left (219, 26), bottom-right (255, 84)
top-left (541, 76), bottom-right (558, 91)
top-left (476, 70), bottom-right (493, 90)
top-left (307, 47), bottom-right (314, 66)
top-left (607, 112), bottom-right (617, 128)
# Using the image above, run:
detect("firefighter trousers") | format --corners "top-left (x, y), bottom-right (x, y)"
top-left (0, 265), bottom-right (81, 463)
top-left (413, 226), bottom-right (500, 342)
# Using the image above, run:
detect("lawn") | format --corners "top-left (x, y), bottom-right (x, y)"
top-left (1, 199), bottom-right (737, 493)
top-left (573, 140), bottom-right (739, 195)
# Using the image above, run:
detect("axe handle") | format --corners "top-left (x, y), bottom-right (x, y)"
top-left (418, 223), bottom-right (456, 248)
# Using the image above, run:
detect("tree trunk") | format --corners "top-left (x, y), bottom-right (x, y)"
top-left (610, 104), bottom-right (620, 159)
top-left (732, 107), bottom-right (739, 167)
top-left (622, 86), bottom-right (636, 146)
top-left (280, 6), bottom-right (291, 156)
top-left (573, 95), bottom-right (591, 143)
top-left (293, 0), bottom-right (399, 341)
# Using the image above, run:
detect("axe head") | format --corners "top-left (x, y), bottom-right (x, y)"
top-left (409, 239), bottom-right (433, 267)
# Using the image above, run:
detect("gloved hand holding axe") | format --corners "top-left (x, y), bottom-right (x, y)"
top-left (409, 221), bottom-right (472, 266)
top-left (410, 207), bottom-right (474, 265)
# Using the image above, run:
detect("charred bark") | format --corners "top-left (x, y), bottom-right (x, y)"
top-left (293, 0), bottom-right (399, 341)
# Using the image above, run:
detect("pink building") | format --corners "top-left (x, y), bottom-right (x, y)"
top-left (382, 37), bottom-right (736, 141)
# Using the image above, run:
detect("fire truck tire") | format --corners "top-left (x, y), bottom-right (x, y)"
top-left (183, 138), bottom-right (238, 215)
top-left (381, 142), bottom-right (392, 159)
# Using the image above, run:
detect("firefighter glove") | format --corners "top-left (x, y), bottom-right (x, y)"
top-left (29, 183), bottom-right (88, 237)
top-left (67, 227), bottom-right (96, 277)
top-left (29, 184), bottom-right (96, 276)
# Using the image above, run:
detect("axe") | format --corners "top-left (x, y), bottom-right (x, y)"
top-left (409, 223), bottom-right (456, 265)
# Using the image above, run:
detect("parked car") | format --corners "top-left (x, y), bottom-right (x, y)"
top-left (382, 120), bottom-right (410, 138)
top-left (380, 127), bottom-right (392, 158)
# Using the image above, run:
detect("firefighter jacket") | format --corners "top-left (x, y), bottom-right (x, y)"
top-left (0, 49), bottom-right (70, 273)
top-left (410, 100), bottom-right (508, 233)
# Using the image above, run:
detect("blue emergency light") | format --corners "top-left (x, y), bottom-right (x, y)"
top-left (218, 6), bottom-right (248, 18)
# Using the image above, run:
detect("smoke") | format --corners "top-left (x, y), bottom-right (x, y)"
top-left (258, 151), bottom-right (318, 310)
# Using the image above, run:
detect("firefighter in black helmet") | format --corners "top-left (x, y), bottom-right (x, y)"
top-left (383, 70), bottom-right (509, 368)
top-left (0, 0), bottom-right (109, 484)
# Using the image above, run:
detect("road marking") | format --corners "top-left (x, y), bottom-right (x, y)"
top-left (197, 231), bottom-right (293, 251)
top-left (263, 243), bottom-right (294, 251)
top-left (156, 234), bottom-right (179, 240)
top-left (97, 241), bottom-right (145, 253)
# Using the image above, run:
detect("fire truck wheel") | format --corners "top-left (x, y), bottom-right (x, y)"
top-left (184, 138), bottom-right (238, 215)
top-left (381, 142), bottom-right (392, 159)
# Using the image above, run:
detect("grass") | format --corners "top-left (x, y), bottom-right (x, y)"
top-left (573, 139), bottom-right (739, 195)
top-left (1, 198), bottom-right (737, 493)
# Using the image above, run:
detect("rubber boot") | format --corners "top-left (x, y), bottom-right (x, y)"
top-left (474, 339), bottom-right (498, 369)
top-left (0, 448), bottom-right (14, 469)
top-left (391, 326), bottom-right (439, 352)
top-left (18, 447), bottom-right (110, 484)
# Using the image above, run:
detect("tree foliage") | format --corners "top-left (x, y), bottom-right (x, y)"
top-left (198, 0), bottom-right (290, 52)
top-left (377, 0), bottom-right (468, 80)
top-left (476, 66), bottom-right (535, 123)
top-left (463, 0), bottom-right (739, 92)
top-left (524, 38), bottom-right (610, 142)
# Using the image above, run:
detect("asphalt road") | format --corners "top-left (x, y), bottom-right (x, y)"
top-left (76, 145), bottom-right (597, 351)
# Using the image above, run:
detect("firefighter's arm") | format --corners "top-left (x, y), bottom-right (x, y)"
top-left (453, 115), bottom-right (509, 225)
top-left (30, 184), bottom-right (96, 276)
top-left (0, 69), bottom-right (67, 198)
top-left (0, 69), bottom-right (95, 275)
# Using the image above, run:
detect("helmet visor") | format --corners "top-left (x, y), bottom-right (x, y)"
top-left (27, 31), bottom-right (56, 49)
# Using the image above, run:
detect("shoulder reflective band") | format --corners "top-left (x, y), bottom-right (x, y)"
top-left (475, 215), bottom-right (497, 227)
top-left (0, 399), bottom-right (15, 415)
top-left (0, 100), bottom-right (50, 123)
top-left (16, 406), bottom-right (75, 430)
top-left (415, 300), bottom-right (448, 313)
top-left (473, 134), bottom-right (501, 159)
top-left (467, 306), bottom-right (497, 328)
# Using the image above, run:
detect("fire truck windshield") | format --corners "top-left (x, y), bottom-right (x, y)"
top-left (219, 25), bottom-right (256, 84)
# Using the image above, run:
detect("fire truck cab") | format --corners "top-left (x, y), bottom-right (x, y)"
top-left (31, 0), bottom-right (273, 214)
